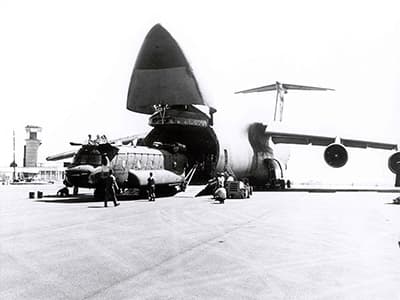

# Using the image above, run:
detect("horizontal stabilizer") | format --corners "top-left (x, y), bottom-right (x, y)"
top-left (235, 82), bottom-right (334, 94)
top-left (281, 84), bottom-right (334, 91)
top-left (235, 84), bottom-right (278, 94)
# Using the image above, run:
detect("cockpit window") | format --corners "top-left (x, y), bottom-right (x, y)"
top-left (75, 154), bottom-right (102, 166)
top-left (73, 148), bottom-right (102, 166)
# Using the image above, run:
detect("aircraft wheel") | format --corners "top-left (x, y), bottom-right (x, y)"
top-left (280, 181), bottom-right (285, 190)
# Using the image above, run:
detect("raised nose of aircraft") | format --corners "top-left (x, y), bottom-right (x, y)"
top-left (134, 24), bottom-right (188, 70)
top-left (127, 24), bottom-right (211, 114)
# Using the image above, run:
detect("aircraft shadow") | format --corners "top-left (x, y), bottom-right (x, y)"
top-left (37, 198), bottom-right (96, 204)
top-left (37, 193), bottom-right (144, 204)
top-left (35, 192), bottom-right (181, 204)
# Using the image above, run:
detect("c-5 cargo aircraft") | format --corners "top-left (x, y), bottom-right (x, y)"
top-left (48, 24), bottom-right (400, 198)
top-left (125, 24), bottom-right (400, 189)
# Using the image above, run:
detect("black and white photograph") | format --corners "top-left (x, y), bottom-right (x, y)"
top-left (1, 0), bottom-right (400, 299)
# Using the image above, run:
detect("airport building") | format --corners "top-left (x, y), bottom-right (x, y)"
top-left (0, 166), bottom-right (65, 184)
top-left (1, 125), bottom-right (66, 184)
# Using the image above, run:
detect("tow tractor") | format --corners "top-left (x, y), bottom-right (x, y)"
top-left (226, 180), bottom-right (253, 199)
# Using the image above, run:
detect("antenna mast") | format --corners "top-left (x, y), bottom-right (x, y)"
top-left (12, 130), bottom-right (16, 182)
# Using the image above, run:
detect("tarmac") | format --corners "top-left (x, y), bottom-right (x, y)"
top-left (1, 184), bottom-right (400, 300)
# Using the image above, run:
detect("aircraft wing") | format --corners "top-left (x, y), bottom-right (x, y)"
top-left (46, 150), bottom-right (77, 161)
top-left (267, 130), bottom-right (398, 150)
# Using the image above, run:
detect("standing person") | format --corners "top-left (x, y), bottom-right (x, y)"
top-left (217, 173), bottom-right (225, 188)
top-left (147, 172), bottom-right (156, 201)
top-left (87, 134), bottom-right (94, 145)
top-left (104, 170), bottom-right (120, 207)
top-left (94, 134), bottom-right (101, 145)
top-left (94, 154), bottom-right (110, 203)
top-left (101, 154), bottom-right (110, 172)
top-left (101, 134), bottom-right (108, 144)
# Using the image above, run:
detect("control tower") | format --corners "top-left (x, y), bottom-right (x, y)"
top-left (23, 125), bottom-right (42, 167)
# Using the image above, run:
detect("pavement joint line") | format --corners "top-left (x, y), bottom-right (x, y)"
top-left (0, 199), bottom-right (203, 241)
top-left (82, 210), bottom-right (273, 299)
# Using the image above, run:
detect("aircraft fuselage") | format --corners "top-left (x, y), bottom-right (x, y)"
top-left (142, 106), bottom-right (289, 188)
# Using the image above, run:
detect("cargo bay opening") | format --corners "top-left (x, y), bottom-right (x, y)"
top-left (144, 105), bottom-right (219, 184)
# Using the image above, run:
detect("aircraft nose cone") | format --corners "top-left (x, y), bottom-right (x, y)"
top-left (127, 24), bottom-right (212, 114)
top-left (134, 24), bottom-right (188, 70)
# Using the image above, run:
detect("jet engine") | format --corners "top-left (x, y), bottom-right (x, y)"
top-left (388, 152), bottom-right (400, 174)
top-left (324, 143), bottom-right (348, 168)
top-left (388, 152), bottom-right (400, 186)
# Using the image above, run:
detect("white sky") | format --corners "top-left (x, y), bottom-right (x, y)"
top-left (1, 0), bottom-right (399, 184)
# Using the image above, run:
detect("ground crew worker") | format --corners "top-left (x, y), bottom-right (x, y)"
top-left (101, 134), bottom-right (108, 144)
top-left (94, 134), bottom-right (101, 145)
top-left (217, 173), bottom-right (225, 188)
top-left (147, 172), bottom-right (156, 201)
top-left (87, 134), bottom-right (94, 145)
top-left (94, 154), bottom-right (110, 202)
top-left (104, 170), bottom-right (120, 207)
top-left (214, 186), bottom-right (227, 204)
